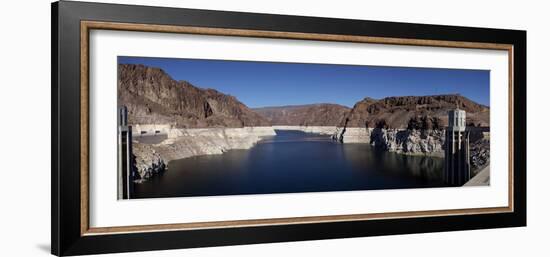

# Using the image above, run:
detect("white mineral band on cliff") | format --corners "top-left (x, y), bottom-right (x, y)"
top-left (272, 125), bottom-right (338, 135)
top-left (132, 126), bottom-right (276, 179)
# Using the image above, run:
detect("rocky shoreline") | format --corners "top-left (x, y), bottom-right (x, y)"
top-left (334, 127), bottom-right (446, 157)
top-left (290, 125), bottom-right (489, 173)
top-left (131, 126), bottom-right (276, 182)
top-left (119, 64), bottom-right (491, 185)
top-left (271, 125), bottom-right (445, 157)
top-left (131, 125), bottom-right (489, 184)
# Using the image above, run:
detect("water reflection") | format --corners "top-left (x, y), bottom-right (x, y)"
top-left (134, 130), bottom-right (447, 199)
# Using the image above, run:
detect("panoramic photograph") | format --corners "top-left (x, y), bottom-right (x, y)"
top-left (116, 56), bottom-right (491, 200)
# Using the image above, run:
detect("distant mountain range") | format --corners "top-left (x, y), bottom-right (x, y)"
top-left (118, 64), bottom-right (489, 129)
top-left (253, 104), bottom-right (350, 126)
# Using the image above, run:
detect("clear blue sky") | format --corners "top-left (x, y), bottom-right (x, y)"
top-left (118, 56), bottom-right (490, 108)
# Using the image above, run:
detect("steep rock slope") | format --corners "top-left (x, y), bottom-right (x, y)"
top-left (118, 64), bottom-right (275, 182)
top-left (336, 94), bottom-right (490, 159)
top-left (118, 64), bottom-right (270, 128)
top-left (340, 94), bottom-right (489, 129)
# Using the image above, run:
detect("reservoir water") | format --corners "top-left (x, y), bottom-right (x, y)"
top-left (133, 130), bottom-right (447, 199)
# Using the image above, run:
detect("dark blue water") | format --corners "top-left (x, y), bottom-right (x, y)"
top-left (133, 130), bottom-right (447, 199)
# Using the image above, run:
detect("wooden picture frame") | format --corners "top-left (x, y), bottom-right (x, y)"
top-left (52, 1), bottom-right (526, 255)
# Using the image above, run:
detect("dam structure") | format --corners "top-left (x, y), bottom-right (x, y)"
top-left (117, 106), bottom-right (134, 199)
top-left (444, 108), bottom-right (471, 186)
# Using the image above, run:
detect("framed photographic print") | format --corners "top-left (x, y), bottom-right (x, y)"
top-left (51, 1), bottom-right (526, 256)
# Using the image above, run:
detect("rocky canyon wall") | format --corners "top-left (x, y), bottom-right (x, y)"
top-left (119, 63), bottom-right (491, 183)
top-left (272, 125), bottom-right (447, 157)
top-left (334, 127), bottom-right (446, 156)
top-left (132, 126), bottom-right (276, 181)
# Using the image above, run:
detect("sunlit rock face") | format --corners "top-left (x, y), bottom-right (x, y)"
top-left (339, 94), bottom-right (490, 129)
top-left (369, 128), bottom-right (445, 156)
top-left (118, 64), bottom-right (271, 128)
top-left (132, 127), bottom-right (276, 181)
top-left (333, 94), bottom-right (490, 157)
top-left (118, 63), bottom-right (275, 182)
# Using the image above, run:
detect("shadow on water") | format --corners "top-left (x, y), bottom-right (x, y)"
top-left (134, 130), bottom-right (447, 199)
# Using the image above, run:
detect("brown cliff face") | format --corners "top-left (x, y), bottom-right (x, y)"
top-left (341, 95), bottom-right (490, 129)
top-left (253, 104), bottom-right (351, 126)
top-left (118, 64), bottom-right (270, 128)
